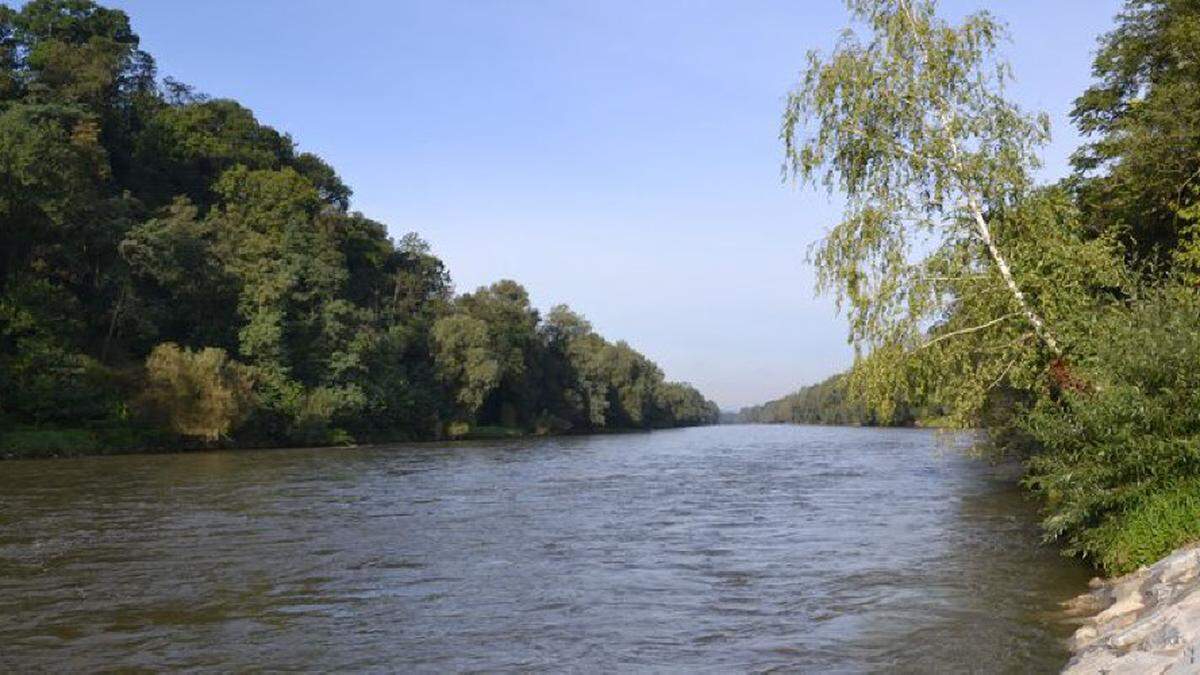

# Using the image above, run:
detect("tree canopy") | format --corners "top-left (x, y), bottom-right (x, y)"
top-left (0, 0), bottom-right (717, 452)
top-left (1071, 0), bottom-right (1200, 269)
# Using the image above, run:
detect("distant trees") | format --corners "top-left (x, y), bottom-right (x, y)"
top-left (432, 314), bottom-right (502, 423)
top-left (450, 280), bottom-right (543, 428)
top-left (0, 0), bottom-right (717, 450)
top-left (737, 374), bottom-right (916, 427)
top-left (432, 289), bottom-right (718, 436)
top-left (654, 381), bottom-right (723, 428)
top-left (541, 305), bottom-right (610, 428)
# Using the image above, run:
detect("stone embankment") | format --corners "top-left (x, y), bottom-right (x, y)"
top-left (1063, 544), bottom-right (1200, 673)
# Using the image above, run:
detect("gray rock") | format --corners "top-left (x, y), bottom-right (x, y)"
top-left (1064, 544), bottom-right (1200, 674)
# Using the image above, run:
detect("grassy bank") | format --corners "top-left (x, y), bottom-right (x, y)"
top-left (0, 427), bottom-right (172, 460)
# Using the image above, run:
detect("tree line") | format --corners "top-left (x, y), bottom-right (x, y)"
top-left (736, 374), bottom-right (921, 426)
top-left (0, 0), bottom-right (718, 456)
top-left (782, 0), bottom-right (1200, 575)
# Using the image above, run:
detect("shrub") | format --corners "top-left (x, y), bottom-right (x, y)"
top-left (289, 385), bottom-right (364, 445)
top-left (1082, 477), bottom-right (1200, 575)
top-left (1022, 285), bottom-right (1200, 574)
top-left (534, 411), bottom-right (572, 435)
top-left (139, 343), bottom-right (254, 441)
top-left (0, 429), bottom-right (97, 459)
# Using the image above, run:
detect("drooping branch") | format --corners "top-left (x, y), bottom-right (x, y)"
top-left (897, 0), bottom-right (1064, 356)
top-left (917, 311), bottom-right (1019, 350)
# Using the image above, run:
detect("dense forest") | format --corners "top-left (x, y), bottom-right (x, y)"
top-left (0, 0), bottom-right (718, 457)
top-left (736, 374), bottom-right (919, 426)
top-left (781, 0), bottom-right (1200, 575)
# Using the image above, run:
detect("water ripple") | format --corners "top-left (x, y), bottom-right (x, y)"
top-left (0, 425), bottom-right (1090, 671)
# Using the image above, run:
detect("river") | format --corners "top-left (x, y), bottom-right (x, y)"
top-left (0, 425), bottom-right (1091, 672)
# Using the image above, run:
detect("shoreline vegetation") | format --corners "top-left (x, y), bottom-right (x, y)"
top-left (761, 0), bottom-right (1200, 583)
top-left (735, 373), bottom-right (949, 428)
top-left (0, 1), bottom-right (719, 462)
top-left (0, 422), bottom-right (693, 461)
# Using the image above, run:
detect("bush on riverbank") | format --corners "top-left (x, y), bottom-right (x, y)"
top-left (1021, 285), bottom-right (1200, 575)
top-left (0, 429), bottom-right (101, 459)
top-left (1078, 478), bottom-right (1200, 576)
top-left (0, 425), bottom-right (172, 459)
top-left (139, 343), bottom-right (255, 442)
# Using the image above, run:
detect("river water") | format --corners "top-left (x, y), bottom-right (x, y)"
top-left (0, 425), bottom-right (1091, 672)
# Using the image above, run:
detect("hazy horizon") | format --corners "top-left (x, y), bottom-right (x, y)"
top-left (95, 0), bottom-right (1123, 409)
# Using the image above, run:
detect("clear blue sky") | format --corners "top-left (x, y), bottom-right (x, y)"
top-left (97, 0), bottom-right (1122, 409)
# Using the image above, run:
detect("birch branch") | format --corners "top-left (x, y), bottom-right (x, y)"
top-left (918, 311), bottom-right (1019, 351)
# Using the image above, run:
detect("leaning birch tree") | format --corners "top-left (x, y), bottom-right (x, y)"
top-left (782, 0), bottom-right (1122, 424)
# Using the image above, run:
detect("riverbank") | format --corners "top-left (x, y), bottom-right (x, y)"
top-left (0, 423), bottom-right (688, 460)
top-left (0, 426), bottom-right (174, 460)
top-left (1064, 543), bottom-right (1200, 672)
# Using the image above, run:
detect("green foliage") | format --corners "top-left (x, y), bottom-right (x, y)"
top-left (541, 305), bottom-right (611, 428)
top-left (0, 273), bottom-right (137, 428)
top-left (738, 373), bottom-right (913, 426)
top-left (118, 197), bottom-right (238, 351)
top-left (883, 188), bottom-right (1127, 428)
top-left (786, 0), bottom-right (1200, 575)
top-left (653, 381), bottom-right (721, 428)
top-left (781, 0), bottom-right (1107, 426)
top-left (459, 425), bottom-right (527, 440)
top-left (452, 280), bottom-right (542, 424)
top-left (132, 99), bottom-right (295, 207)
top-left (0, 425), bottom-right (174, 458)
top-left (0, 428), bottom-right (97, 458)
top-left (13, 0), bottom-right (153, 111)
top-left (0, 0), bottom-right (717, 456)
top-left (139, 343), bottom-right (253, 441)
top-left (432, 313), bottom-right (502, 419)
top-left (1077, 477), bottom-right (1200, 576)
top-left (1071, 0), bottom-right (1200, 269)
top-left (1010, 1), bottom-right (1200, 573)
top-left (597, 341), bottom-right (661, 427)
top-left (432, 295), bottom-right (718, 434)
top-left (1021, 285), bottom-right (1200, 573)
